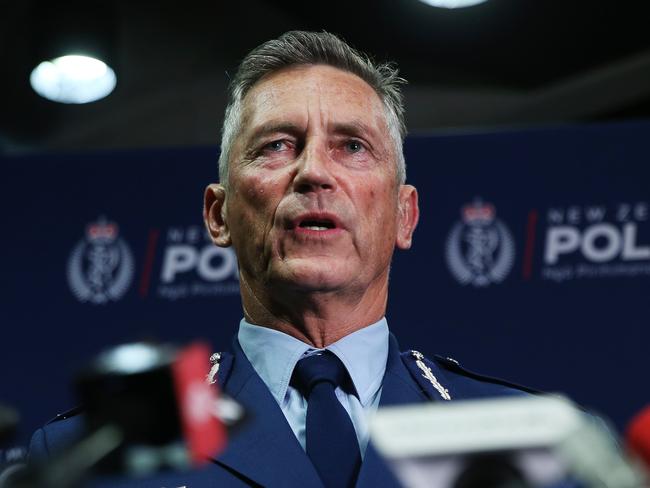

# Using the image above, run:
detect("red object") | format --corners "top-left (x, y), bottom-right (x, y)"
top-left (172, 342), bottom-right (227, 464)
top-left (626, 404), bottom-right (650, 470)
top-left (138, 228), bottom-right (159, 298)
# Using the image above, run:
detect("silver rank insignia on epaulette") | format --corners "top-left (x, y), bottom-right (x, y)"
top-left (207, 352), bottom-right (222, 385)
top-left (411, 350), bottom-right (452, 401)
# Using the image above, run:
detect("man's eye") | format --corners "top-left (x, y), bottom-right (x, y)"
top-left (264, 140), bottom-right (288, 152)
top-left (344, 140), bottom-right (364, 153)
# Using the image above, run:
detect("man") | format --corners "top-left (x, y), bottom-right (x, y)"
top-left (29, 31), bottom-right (533, 487)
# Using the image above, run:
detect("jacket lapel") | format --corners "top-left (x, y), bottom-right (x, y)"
top-left (356, 442), bottom-right (403, 488)
top-left (356, 334), bottom-right (428, 487)
top-left (377, 334), bottom-right (430, 407)
top-left (214, 339), bottom-right (323, 488)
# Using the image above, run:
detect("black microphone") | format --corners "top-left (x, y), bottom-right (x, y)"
top-left (452, 453), bottom-right (531, 488)
top-left (0, 404), bottom-right (26, 488)
top-left (0, 404), bottom-right (18, 447)
top-left (4, 341), bottom-right (242, 488)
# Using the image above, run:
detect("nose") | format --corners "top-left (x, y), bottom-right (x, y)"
top-left (292, 140), bottom-right (337, 194)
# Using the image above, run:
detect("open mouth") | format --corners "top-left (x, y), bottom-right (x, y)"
top-left (298, 219), bottom-right (336, 231)
top-left (291, 213), bottom-right (341, 233)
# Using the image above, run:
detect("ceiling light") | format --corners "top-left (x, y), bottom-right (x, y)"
top-left (30, 54), bottom-right (116, 104)
top-left (418, 0), bottom-right (488, 8)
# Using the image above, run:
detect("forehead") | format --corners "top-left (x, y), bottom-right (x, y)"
top-left (239, 64), bottom-right (388, 135)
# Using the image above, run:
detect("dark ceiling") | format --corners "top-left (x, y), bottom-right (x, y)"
top-left (2, 0), bottom-right (650, 155)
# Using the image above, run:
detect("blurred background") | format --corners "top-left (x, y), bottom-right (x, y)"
top-left (1, 0), bottom-right (649, 454)
top-left (3, 0), bottom-right (650, 153)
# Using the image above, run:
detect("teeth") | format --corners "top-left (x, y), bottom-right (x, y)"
top-left (305, 226), bottom-right (328, 230)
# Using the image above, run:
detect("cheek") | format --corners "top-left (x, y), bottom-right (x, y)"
top-left (368, 184), bottom-right (399, 232)
top-left (242, 174), bottom-right (269, 205)
top-left (232, 172), bottom-right (278, 213)
top-left (366, 181), bottom-right (395, 211)
top-left (229, 171), bottom-right (285, 241)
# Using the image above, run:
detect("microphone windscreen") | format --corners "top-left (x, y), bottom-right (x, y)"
top-left (172, 342), bottom-right (226, 463)
top-left (626, 404), bottom-right (650, 469)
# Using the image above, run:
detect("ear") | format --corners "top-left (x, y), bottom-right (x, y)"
top-left (395, 184), bottom-right (419, 250)
top-left (203, 183), bottom-right (231, 247)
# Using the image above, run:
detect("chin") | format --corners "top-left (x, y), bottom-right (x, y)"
top-left (273, 259), bottom-right (354, 292)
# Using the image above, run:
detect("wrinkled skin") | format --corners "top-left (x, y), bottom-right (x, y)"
top-left (204, 65), bottom-right (419, 347)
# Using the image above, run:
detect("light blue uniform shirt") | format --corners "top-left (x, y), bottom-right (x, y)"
top-left (238, 318), bottom-right (389, 457)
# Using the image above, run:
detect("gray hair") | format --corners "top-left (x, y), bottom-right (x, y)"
top-left (218, 30), bottom-right (407, 187)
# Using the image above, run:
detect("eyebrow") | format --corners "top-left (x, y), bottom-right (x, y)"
top-left (243, 119), bottom-right (381, 146)
top-left (245, 122), bottom-right (303, 145)
top-left (330, 120), bottom-right (379, 140)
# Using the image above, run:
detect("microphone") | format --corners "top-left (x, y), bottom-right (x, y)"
top-left (77, 341), bottom-right (228, 474)
top-left (4, 341), bottom-right (242, 488)
top-left (626, 404), bottom-right (650, 474)
top-left (0, 404), bottom-right (27, 488)
top-left (0, 404), bottom-right (19, 447)
top-left (370, 395), bottom-right (647, 488)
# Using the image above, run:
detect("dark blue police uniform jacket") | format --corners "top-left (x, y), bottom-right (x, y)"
top-left (29, 334), bottom-right (535, 487)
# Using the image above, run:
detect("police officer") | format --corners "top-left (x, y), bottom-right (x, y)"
top-left (30, 31), bottom-right (534, 488)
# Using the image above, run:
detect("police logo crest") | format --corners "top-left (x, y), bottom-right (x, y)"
top-left (67, 217), bottom-right (134, 304)
top-left (445, 200), bottom-right (515, 287)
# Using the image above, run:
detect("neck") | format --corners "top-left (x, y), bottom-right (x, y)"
top-left (239, 274), bottom-right (389, 348)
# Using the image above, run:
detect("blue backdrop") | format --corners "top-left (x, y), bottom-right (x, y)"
top-left (2, 120), bottom-right (649, 449)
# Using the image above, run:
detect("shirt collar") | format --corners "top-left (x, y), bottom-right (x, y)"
top-left (237, 318), bottom-right (389, 407)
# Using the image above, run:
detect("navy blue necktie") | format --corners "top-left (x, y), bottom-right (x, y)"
top-left (292, 351), bottom-right (362, 488)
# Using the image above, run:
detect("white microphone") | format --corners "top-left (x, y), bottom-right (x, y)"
top-left (370, 395), bottom-right (647, 488)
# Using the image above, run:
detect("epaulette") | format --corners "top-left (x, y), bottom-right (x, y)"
top-left (206, 350), bottom-right (234, 388)
top-left (401, 350), bottom-right (453, 401)
top-left (431, 354), bottom-right (542, 395)
top-left (401, 350), bottom-right (541, 402)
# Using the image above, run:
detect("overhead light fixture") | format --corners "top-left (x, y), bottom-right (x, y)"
top-left (30, 54), bottom-right (116, 104)
top-left (418, 0), bottom-right (488, 8)
top-left (29, 1), bottom-right (118, 104)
